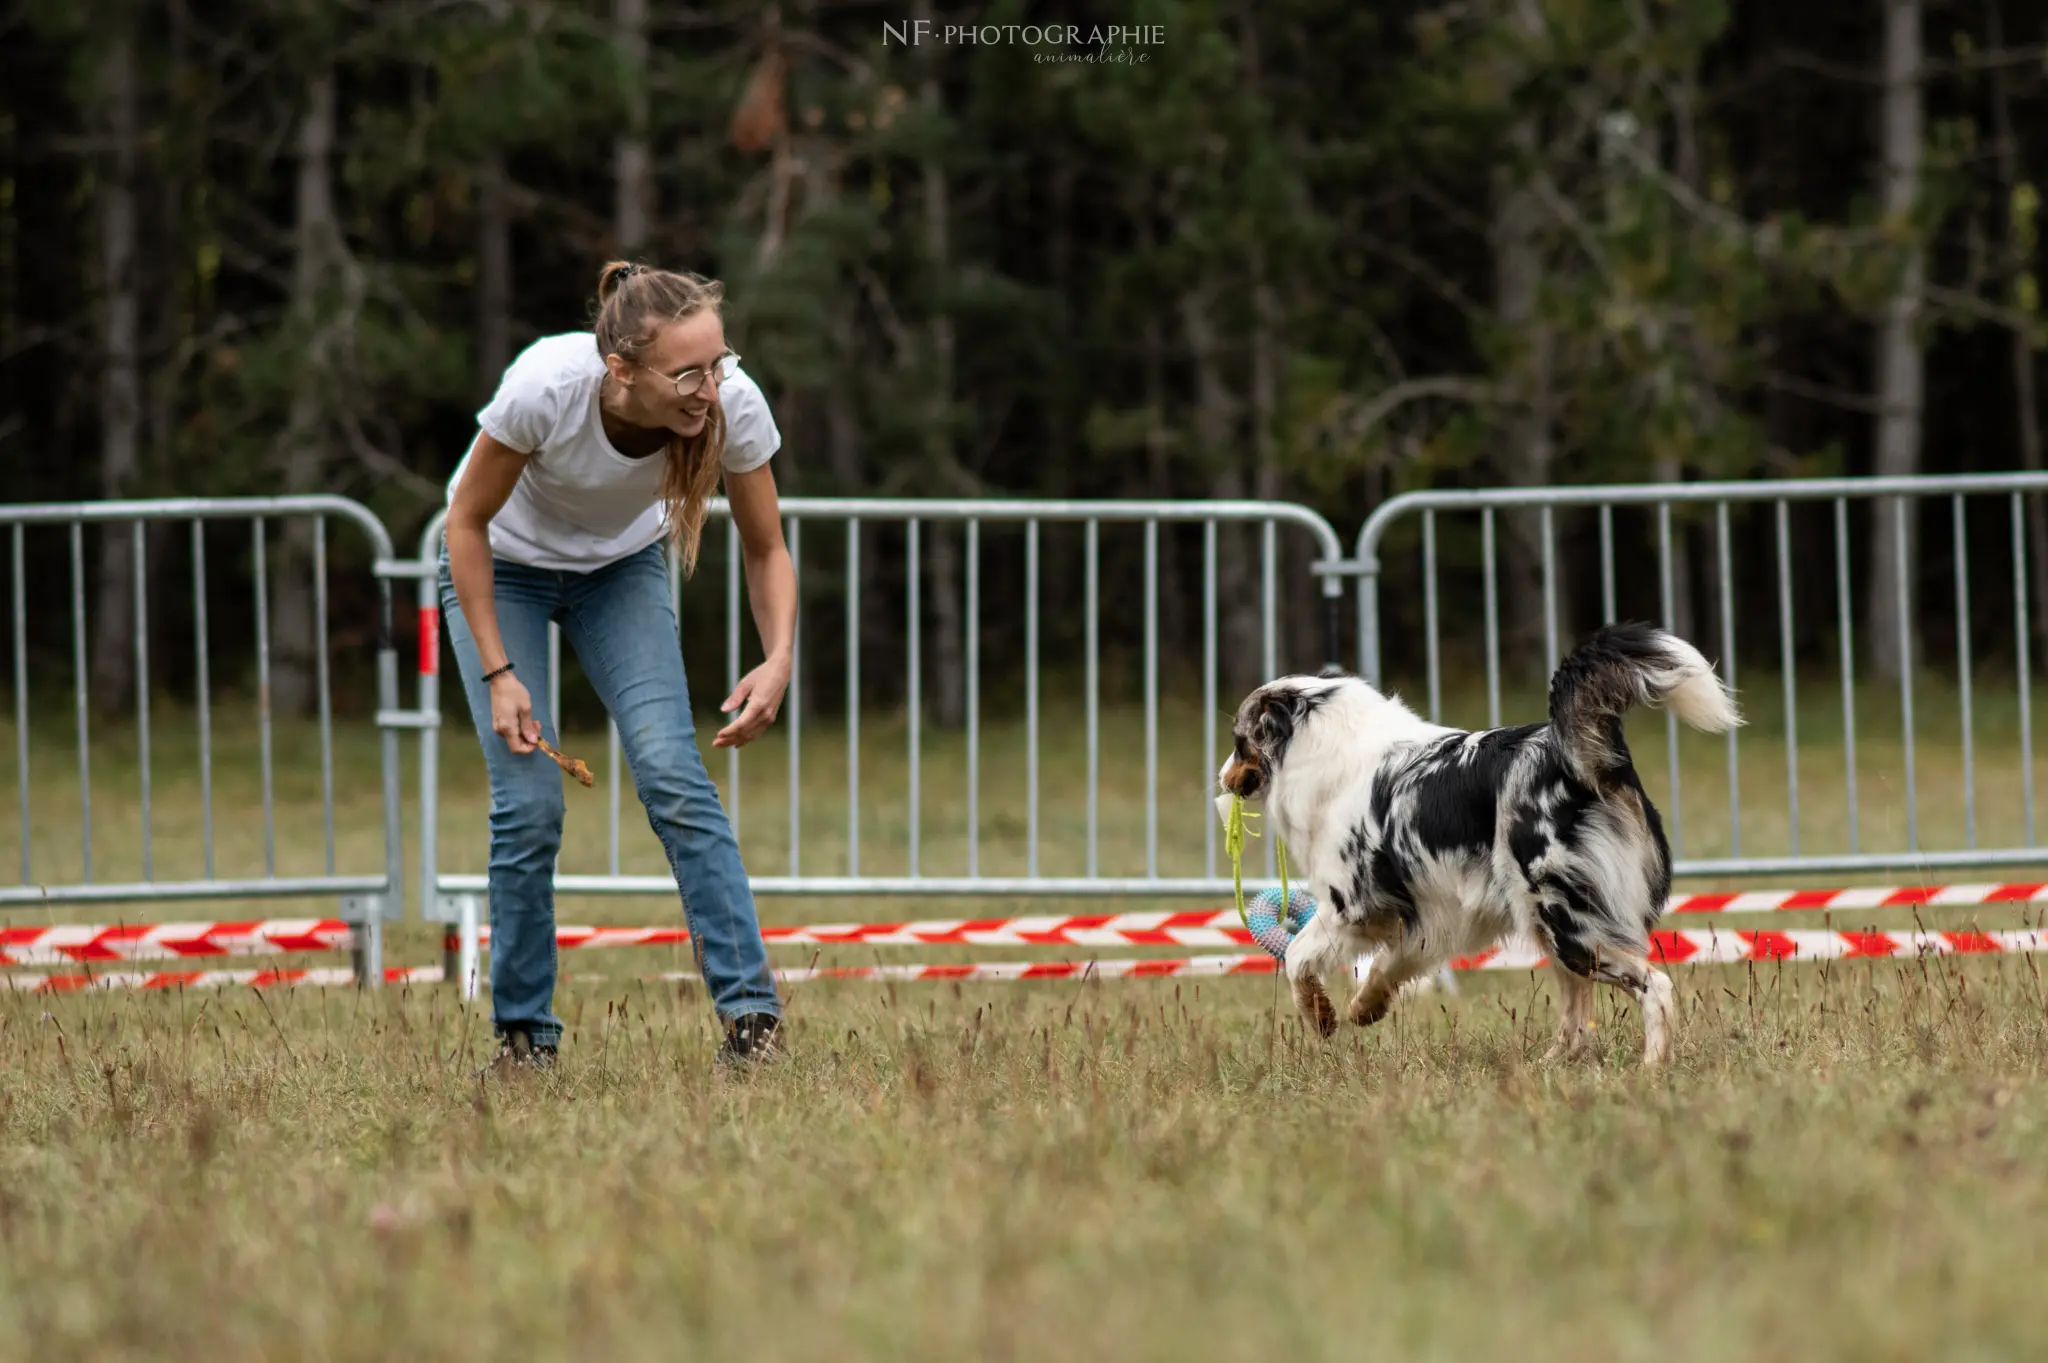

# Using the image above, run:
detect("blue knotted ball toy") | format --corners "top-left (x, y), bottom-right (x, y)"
top-left (1244, 884), bottom-right (1319, 961)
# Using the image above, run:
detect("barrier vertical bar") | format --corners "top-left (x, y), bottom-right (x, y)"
top-left (11, 525), bottom-right (27, 883)
top-left (1599, 504), bottom-right (1616, 625)
top-left (253, 518), bottom-right (275, 877)
top-left (679, 536), bottom-right (696, 875)
top-left (1358, 535), bottom-right (1377, 685)
top-left (547, 623), bottom-right (561, 748)
top-left (1954, 495), bottom-right (1976, 847)
top-left (1835, 498), bottom-right (1860, 853)
top-left (724, 513), bottom-right (740, 848)
top-left (604, 715), bottom-right (621, 874)
top-left (846, 519), bottom-right (861, 877)
top-left (1423, 510), bottom-right (1441, 723)
top-left (1482, 508), bottom-right (1501, 729)
top-left (1086, 518), bottom-right (1099, 880)
top-left (1026, 519), bottom-right (1040, 879)
top-left (907, 518), bottom-right (921, 879)
top-left (314, 518), bottom-right (335, 876)
top-left (132, 522), bottom-right (151, 880)
top-left (457, 893), bottom-right (479, 1003)
top-left (1541, 504), bottom-right (1558, 675)
top-left (418, 545), bottom-right (448, 986)
top-left (2013, 493), bottom-right (2036, 843)
top-left (1775, 501), bottom-right (1799, 856)
top-left (787, 517), bottom-right (802, 877)
top-left (1203, 520), bottom-right (1217, 877)
top-left (967, 518), bottom-right (980, 879)
top-left (1261, 520), bottom-right (1278, 679)
top-left (368, 562), bottom-right (399, 987)
top-left (1262, 521), bottom-right (1277, 878)
top-left (1893, 497), bottom-right (1919, 850)
top-left (1144, 518), bottom-right (1158, 881)
top-left (1717, 502), bottom-right (1739, 857)
top-left (1658, 504), bottom-right (1682, 859)
top-left (679, 532), bottom-right (696, 871)
top-left (193, 522), bottom-right (214, 879)
top-left (70, 523), bottom-right (89, 881)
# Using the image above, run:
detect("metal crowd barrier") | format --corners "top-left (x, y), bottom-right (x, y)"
top-left (406, 500), bottom-right (1351, 940)
top-left (14, 479), bottom-right (2048, 999)
top-left (1, 497), bottom-right (417, 983)
top-left (1355, 472), bottom-right (2048, 880)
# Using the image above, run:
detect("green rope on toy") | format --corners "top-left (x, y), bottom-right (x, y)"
top-left (1225, 793), bottom-right (1292, 929)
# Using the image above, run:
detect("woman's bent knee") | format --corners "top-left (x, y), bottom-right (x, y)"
top-left (488, 777), bottom-right (566, 863)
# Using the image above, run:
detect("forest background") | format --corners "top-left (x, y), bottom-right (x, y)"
top-left (5, 0), bottom-right (2046, 725)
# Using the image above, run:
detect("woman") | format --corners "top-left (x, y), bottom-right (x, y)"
top-left (440, 260), bottom-right (793, 1073)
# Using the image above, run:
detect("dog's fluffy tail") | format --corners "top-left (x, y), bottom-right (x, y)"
top-left (1548, 623), bottom-right (1742, 787)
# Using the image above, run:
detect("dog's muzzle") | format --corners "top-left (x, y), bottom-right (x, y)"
top-left (1218, 754), bottom-right (1265, 800)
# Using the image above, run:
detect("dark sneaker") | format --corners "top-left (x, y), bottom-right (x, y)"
top-left (716, 1013), bottom-right (782, 1068)
top-left (481, 1028), bottom-right (557, 1079)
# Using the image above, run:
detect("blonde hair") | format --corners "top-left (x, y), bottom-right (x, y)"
top-left (592, 260), bottom-right (728, 577)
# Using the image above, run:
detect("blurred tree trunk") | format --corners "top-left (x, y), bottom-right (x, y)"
top-left (89, 18), bottom-right (141, 716)
top-left (474, 0), bottom-right (514, 400)
top-left (914, 0), bottom-right (965, 729)
top-left (1491, 0), bottom-right (1560, 681)
top-left (1659, 72), bottom-right (1704, 645)
top-left (1986, 0), bottom-right (2048, 658)
top-left (1183, 284), bottom-right (1261, 691)
top-left (1250, 248), bottom-right (1305, 669)
top-left (1240, 6), bottom-right (1312, 669)
top-left (1134, 194), bottom-right (1187, 659)
top-left (1866, 0), bottom-right (1925, 682)
top-left (476, 157), bottom-right (513, 397)
top-left (613, 0), bottom-right (650, 257)
top-left (272, 69), bottom-right (341, 718)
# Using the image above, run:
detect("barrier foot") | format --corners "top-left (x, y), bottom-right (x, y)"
top-left (446, 894), bottom-right (482, 1002)
top-left (349, 919), bottom-right (382, 989)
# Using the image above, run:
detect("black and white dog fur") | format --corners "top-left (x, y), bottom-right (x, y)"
top-left (1216, 623), bottom-right (1741, 1068)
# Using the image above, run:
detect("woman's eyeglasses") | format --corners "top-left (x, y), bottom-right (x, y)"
top-left (646, 350), bottom-right (739, 397)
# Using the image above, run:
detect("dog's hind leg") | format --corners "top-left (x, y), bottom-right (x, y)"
top-left (1587, 950), bottom-right (1675, 1068)
top-left (1541, 962), bottom-right (1596, 1062)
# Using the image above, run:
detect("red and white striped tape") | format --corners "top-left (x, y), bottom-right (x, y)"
top-left (1662, 884), bottom-right (2048, 914)
top-left (1, 966), bottom-right (440, 994)
top-left (561, 883), bottom-right (2048, 952)
top-left (10, 929), bottom-right (2046, 994)
top-left (6, 884), bottom-right (2047, 967)
top-left (732, 928), bottom-right (2048, 982)
top-left (0, 919), bottom-right (354, 968)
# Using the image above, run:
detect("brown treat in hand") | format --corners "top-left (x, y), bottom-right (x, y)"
top-left (536, 737), bottom-right (594, 787)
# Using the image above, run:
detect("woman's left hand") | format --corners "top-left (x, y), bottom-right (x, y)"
top-left (713, 653), bottom-right (791, 749)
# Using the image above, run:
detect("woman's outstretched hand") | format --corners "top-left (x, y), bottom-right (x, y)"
top-left (713, 654), bottom-right (791, 749)
top-left (490, 674), bottom-right (541, 754)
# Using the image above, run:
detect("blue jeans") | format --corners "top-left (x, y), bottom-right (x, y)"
top-left (438, 543), bottom-right (782, 1046)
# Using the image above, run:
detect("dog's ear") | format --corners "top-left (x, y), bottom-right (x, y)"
top-left (1252, 688), bottom-right (1305, 753)
top-left (1317, 663), bottom-right (1351, 680)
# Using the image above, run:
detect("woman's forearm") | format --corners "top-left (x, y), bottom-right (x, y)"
top-left (448, 518), bottom-right (511, 673)
top-left (742, 544), bottom-right (797, 662)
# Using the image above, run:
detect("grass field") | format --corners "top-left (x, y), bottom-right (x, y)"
top-left (5, 678), bottom-right (2048, 1361)
top-left (2, 956), bottom-right (2047, 1361)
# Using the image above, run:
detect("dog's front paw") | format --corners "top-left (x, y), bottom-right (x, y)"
top-left (1294, 975), bottom-right (1338, 1039)
top-left (1346, 989), bottom-right (1391, 1028)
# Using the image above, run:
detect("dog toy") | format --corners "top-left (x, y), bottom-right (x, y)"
top-left (1224, 793), bottom-right (1315, 960)
top-left (1244, 884), bottom-right (1319, 960)
top-left (536, 736), bottom-right (594, 787)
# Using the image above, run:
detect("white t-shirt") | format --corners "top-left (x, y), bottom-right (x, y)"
top-left (446, 331), bottom-right (781, 571)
